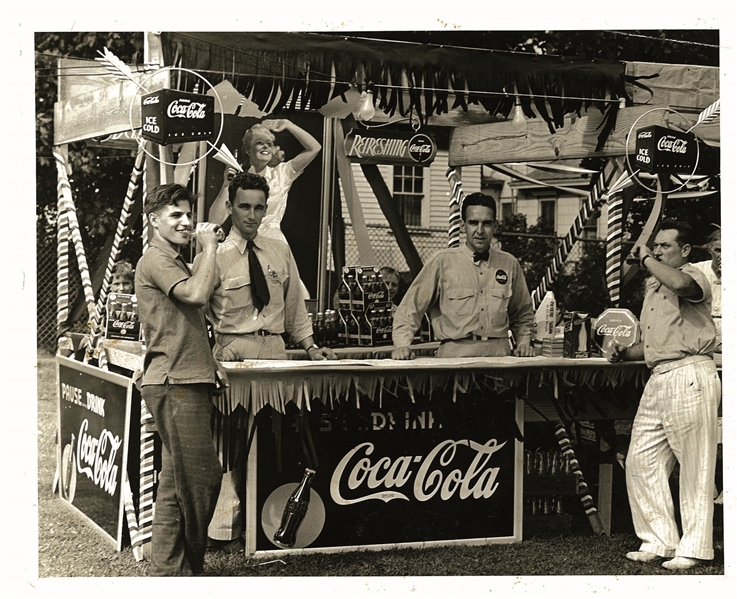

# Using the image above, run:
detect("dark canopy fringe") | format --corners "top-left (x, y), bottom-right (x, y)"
top-left (161, 32), bottom-right (628, 142)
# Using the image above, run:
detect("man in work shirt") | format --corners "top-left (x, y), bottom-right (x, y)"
top-left (607, 219), bottom-right (720, 571)
top-left (135, 184), bottom-right (223, 576)
top-left (392, 192), bottom-right (534, 359)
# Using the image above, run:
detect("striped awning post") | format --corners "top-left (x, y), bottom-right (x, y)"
top-left (530, 173), bottom-right (608, 311)
top-left (605, 191), bottom-right (625, 306)
top-left (89, 145), bottom-right (146, 344)
top-left (54, 145), bottom-right (97, 360)
top-left (56, 210), bottom-right (70, 338)
top-left (446, 168), bottom-right (463, 248)
top-left (554, 422), bottom-right (606, 535)
top-left (122, 472), bottom-right (144, 561)
top-left (142, 160), bottom-right (150, 254)
top-left (137, 399), bottom-right (156, 556)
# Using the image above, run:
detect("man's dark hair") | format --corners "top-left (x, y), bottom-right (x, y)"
top-left (228, 172), bottom-right (270, 203)
top-left (461, 192), bottom-right (497, 221)
top-left (144, 183), bottom-right (196, 217)
top-left (659, 219), bottom-right (694, 248)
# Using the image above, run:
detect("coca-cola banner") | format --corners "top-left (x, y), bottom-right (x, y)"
top-left (344, 129), bottom-right (437, 165)
top-left (254, 389), bottom-right (522, 551)
top-left (57, 357), bottom-right (134, 550)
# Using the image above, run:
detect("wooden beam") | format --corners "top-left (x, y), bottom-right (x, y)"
top-left (449, 105), bottom-right (674, 166)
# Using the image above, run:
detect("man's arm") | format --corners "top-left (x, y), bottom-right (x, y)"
top-left (631, 242), bottom-right (703, 299)
top-left (507, 259), bottom-right (535, 357)
top-left (170, 224), bottom-right (220, 306)
top-left (391, 259), bottom-right (439, 360)
top-left (606, 341), bottom-right (645, 363)
top-left (208, 169), bottom-right (235, 225)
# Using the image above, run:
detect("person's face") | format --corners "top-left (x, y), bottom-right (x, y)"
top-left (149, 200), bottom-right (193, 250)
top-left (227, 188), bottom-right (267, 240)
top-left (462, 205), bottom-right (496, 254)
top-left (709, 238), bottom-right (721, 278)
top-left (245, 131), bottom-right (276, 170)
top-left (383, 275), bottom-right (399, 300)
top-left (652, 228), bottom-right (689, 268)
top-left (111, 274), bottom-right (134, 294)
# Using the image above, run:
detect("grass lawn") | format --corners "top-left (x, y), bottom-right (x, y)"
top-left (36, 352), bottom-right (725, 581)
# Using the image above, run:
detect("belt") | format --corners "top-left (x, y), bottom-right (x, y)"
top-left (243, 330), bottom-right (279, 337)
top-left (442, 334), bottom-right (499, 344)
top-left (652, 354), bottom-right (711, 375)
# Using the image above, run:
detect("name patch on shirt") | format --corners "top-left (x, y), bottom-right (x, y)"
top-left (495, 270), bottom-right (508, 285)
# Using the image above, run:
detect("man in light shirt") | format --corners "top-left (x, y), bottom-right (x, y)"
top-left (391, 192), bottom-right (534, 359)
top-left (693, 227), bottom-right (721, 351)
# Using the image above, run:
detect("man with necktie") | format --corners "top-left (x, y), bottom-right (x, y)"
top-left (392, 192), bottom-right (534, 359)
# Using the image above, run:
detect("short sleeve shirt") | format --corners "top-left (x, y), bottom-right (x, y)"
top-left (249, 161), bottom-right (300, 243)
top-left (639, 262), bottom-right (716, 368)
top-left (134, 238), bottom-right (217, 386)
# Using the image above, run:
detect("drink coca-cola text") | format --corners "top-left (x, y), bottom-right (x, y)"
top-left (167, 100), bottom-right (208, 120)
top-left (76, 419), bottom-right (122, 496)
top-left (656, 135), bottom-right (689, 154)
top-left (595, 324), bottom-right (633, 338)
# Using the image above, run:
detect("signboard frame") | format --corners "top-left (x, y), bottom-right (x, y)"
top-left (56, 357), bottom-right (135, 551)
top-left (245, 391), bottom-right (524, 557)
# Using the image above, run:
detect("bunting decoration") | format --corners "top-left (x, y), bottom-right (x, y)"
top-left (446, 168), bottom-right (463, 248)
top-left (122, 473), bottom-right (144, 561)
top-left (56, 210), bottom-right (70, 335)
top-left (687, 99), bottom-right (720, 132)
top-left (137, 399), bottom-right (156, 555)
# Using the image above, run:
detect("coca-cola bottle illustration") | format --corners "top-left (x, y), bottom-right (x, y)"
top-left (273, 468), bottom-right (316, 548)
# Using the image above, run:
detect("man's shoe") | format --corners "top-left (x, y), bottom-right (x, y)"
top-left (662, 557), bottom-right (703, 571)
top-left (625, 551), bottom-right (659, 563)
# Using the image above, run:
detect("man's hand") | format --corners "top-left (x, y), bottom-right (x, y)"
top-left (606, 342), bottom-right (627, 363)
top-left (627, 242), bottom-right (653, 268)
top-left (195, 222), bottom-right (222, 251)
top-left (221, 166), bottom-right (238, 188)
top-left (392, 346), bottom-right (415, 360)
top-left (307, 346), bottom-right (337, 361)
top-left (513, 341), bottom-right (533, 357)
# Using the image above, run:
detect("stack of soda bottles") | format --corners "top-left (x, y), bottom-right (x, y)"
top-left (308, 309), bottom-right (342, 348)
top-left (524, 448), bottom-right (575, 517)
top-left (336, 265), bottom-right (394, 346)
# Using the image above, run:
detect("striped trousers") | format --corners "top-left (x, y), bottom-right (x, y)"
top-left (626, 357), bottom-right (721, 560)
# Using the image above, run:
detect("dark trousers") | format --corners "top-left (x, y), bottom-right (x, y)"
top-left (142, 383), bottom-right (222, 576)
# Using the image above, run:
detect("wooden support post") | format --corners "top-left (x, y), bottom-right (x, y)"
top-left (598, 463), bottom-right (614, 537)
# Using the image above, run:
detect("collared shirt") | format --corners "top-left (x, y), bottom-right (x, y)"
top-left (692, 259), bottom-right (721, 348)
top-left (640, 262), bottom-right (716, 368)
top-left (249, 161), bottom-right (300, 243)
top-left (201, 226), bottom-right (313, 345)
top-left (134, 238), bottom-right (217, 386)
top-left (392, 244), bottom-right (534, 348)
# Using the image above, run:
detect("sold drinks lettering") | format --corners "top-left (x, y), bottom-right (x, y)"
top-left (331, 438), bottom-right (506, 505)
top-left (167, 100), bottom-right (208, 120)
top-left (595, 324), bottom-right (633, 338)
top-left (348, 135), bottom-right (409, 159)
top-left (76, 419), bottom-right (121, 496)
top-left (61, 383), bottom-right (106, 416)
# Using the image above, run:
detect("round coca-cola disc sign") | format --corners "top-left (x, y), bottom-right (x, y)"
top-left (408, 133), bottom-right (436, 164)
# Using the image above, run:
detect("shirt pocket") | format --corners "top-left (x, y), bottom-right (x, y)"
top-left (446, 287), bottom-right (475, 317)
top-left (221, 275), bottom-right (252, 313)
top-left (265, 265), bottom-right (288, 287)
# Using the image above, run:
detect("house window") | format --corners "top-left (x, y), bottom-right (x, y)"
top-left (393, 166), bottom-right (424, 227)
top-left (540, 199), bottom-right (556, 232)
top-left (501, 201), bottom-right (514, 222)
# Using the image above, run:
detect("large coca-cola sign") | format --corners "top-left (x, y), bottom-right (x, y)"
top-left (593, 308), bottom-right (641, 358)
top-left (634, 125), bottom-right (697, 174)
top-left (140, 88), bottom-right (215, 146)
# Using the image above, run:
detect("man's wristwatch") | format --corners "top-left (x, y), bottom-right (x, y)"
top-left (640, 254), bottom-right (651, 269)
top-left (306, 344), bottom-right (320, 353)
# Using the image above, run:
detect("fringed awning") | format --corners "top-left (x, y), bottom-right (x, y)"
top-left (159, 32), bottom-right (629, 137)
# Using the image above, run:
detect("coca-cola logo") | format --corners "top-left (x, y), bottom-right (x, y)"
top-left (638, 130), bottom-right (652, 138)
top-left (595, 324), bottom-right (633, 337)
top-left (142, 95), bottom-right (160, 105)
top-left (76, 419), bottom-right (121, 496)
top-left (656, 135), bottom-right (689, 154)
top-left (112, 320), bottom-right (136, 329)
top-left (330, 438), bottom-right (506, 505)
top-left (408, 133), bottom-right (435, 163)
top-left (167, 100), bottom-right (208, 120)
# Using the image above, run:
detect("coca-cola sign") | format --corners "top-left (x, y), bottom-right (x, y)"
top-left (593, 308), bottom-right (641, 358)
top-left (345, 129), bottom-right (437, 165)
top-left (140, 88), bottom-right (215, 146)
top-left (255, 392), bottom-right (519, 550)
top-left (634, 125), bottom-right (697, 174)
top-left (57, 358), bottom-right (134, 550)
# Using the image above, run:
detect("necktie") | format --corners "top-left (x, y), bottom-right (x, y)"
top-left (473, 250), bottom-right (490, 263)
top-left (247, 240), bottom-right (270, 311)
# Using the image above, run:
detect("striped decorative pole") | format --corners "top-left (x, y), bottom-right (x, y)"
top-left (137, 399), bottom-right (156, 555)
top-left (54, 145), bottom-right (97, 358)
top-left (554, 422), bottom-right (606, 535)
top-left (605, 191), bottom-right (625, 306)
top-left (122, 473), bottom-right (144, 561)
top-left (142, 159), bottom-right (149, 254)
top-left (446, 167), bottom-right (463, 248)
top-left (530, 173), bottom-right (608, 310)
top-left (56, 210), bottom-right (70, 338)
top-left (89, 144), bottom-right (146, 343)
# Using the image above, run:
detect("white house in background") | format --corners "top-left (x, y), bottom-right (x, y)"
top-left (339, 148), bottom-right (605, 271)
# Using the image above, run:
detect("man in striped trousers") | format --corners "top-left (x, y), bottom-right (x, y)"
top-left (607, 219), bottom-right (720, 571)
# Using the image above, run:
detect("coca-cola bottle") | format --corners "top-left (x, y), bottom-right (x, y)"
top-left (273, 468), bottom-right (316, 548)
